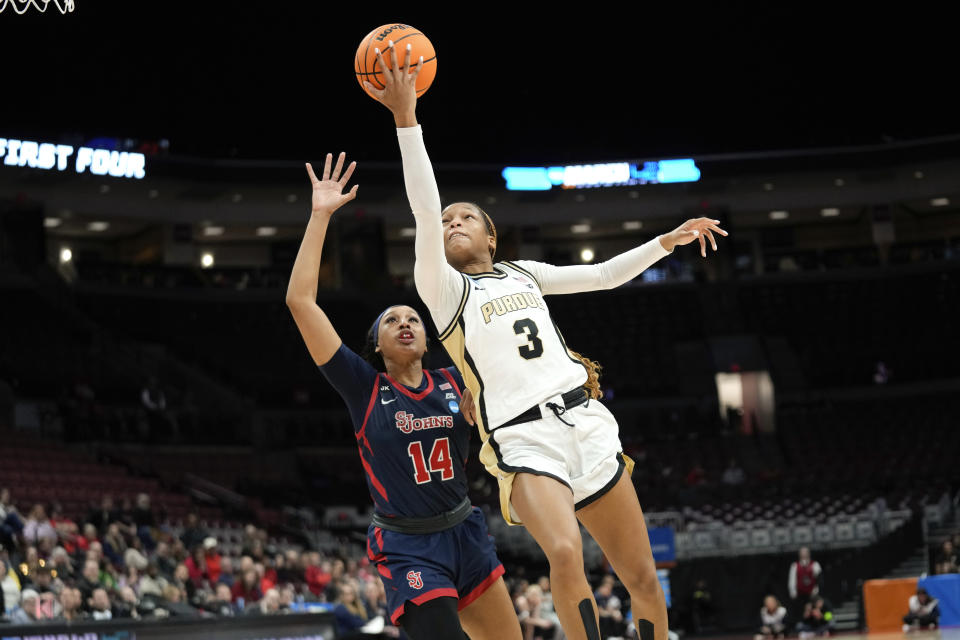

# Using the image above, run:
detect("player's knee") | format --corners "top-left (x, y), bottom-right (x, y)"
top-left (621, 561), bottom-right (660, 601)
top-left (543, 537), bottom-right (583, 573)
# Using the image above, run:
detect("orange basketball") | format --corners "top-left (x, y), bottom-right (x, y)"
top-left (355, 24), bottom-right (437, 100)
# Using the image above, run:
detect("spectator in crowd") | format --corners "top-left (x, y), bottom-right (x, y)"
top-left (118, 564), bottom-right (141, 594)
top-left (203, 537), bottom-right (222, 584)
top-left (278, 583), bottom-right (295, 612)
top-left (77, 523), bottom-right (99, 553)
top-left (115, 585), bottom-right (141, 619)
top-left (132, 493), bottom-right (157, 550)
top-left (57, 586), bottom-right (85, 622)
top-left (102, 522), bottom-right (128, 567)
top-left (688, 577), bottom-right (717, 634)
top-left (278, 549), bottom-right (300, 585)
top-left (172, 563), bottom-right (197, 604)
top-left (331, 579), bottom-right (370, 636)
top-left (232, 567), bottom-right (263, 606)
top-left (86, 495), bottom-right (118, 534)
top-left (25, 565), bottom-right (58, 595)
top-left (218, 555), bottom-right (236, 588)
top-left (210, 582), bottom-right (236, 617)
top-left (535, 576), bottom-right (560, 633)
top-left (903, 587), bottom-right (939, 631)
top-left (0, 488), bottom-right (24, 549)
top-left (9, 588), bottom-right (40, 624)
top-left (594, 576), bottom-right (625, 640)
top-left (721, 459), bottom-right (746, 486)
top-left (17, 546), bottom-right (42, 584)
top-left (185, 545), bottom-right (209, 588)
top-left (248, 587), bottom-right (281, 616)
top-left (304, 551), bottom-right (331, 597)
top-left (180, 513), bottom-right (207, 552)
top-left (88, 587), bottom-right (114, 620)
top-left (22, 504), bottom-right (57, 546)
top-left (362, 579), bottom-right (387, 620)
top-left (934, 540), bottom-right (957, 574)
top-left (139, 563), bottom-right (166, 598)
top-left (1, 557), bottom-right (21, 614)
top-left (50, 545), bottom-right (75, 580)
top-left (49, 504), bottom-right (80, 553)
top-left (124, 541), bottom-right (150, 574)
top-left (514, 582), bottom-right (531, 625)
top-left (797, 595), bottom-right (834, 638)
top-left (789, 547), bottom-right (822, 618)
top-left (523, 583), bottom-right (559, 640)
top-left (754, 595), bottom-right (787, 640)
top-left (117, 496), bottom-right (137, 530)
top-left (154, 541), bottom-right (177, 579)
top-left (158, 582), bottom-right (199, 617)
top-left (78, 559), bottom-right (103, 600)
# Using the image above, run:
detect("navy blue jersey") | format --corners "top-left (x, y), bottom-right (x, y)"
top-left (320, 344), bottom-right (471, 519)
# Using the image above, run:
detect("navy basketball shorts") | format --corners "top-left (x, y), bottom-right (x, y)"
top-left (366, 506), bottom-right (505, 624)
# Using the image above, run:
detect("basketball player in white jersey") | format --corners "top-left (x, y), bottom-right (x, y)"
top-left (365, 43), bottom-right (727, 640)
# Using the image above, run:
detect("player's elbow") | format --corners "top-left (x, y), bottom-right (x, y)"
top-left (285, 294), bottom-right (313, 314)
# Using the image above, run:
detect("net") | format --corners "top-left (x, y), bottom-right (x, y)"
top-left (0, 0), bottom-right (74, 13)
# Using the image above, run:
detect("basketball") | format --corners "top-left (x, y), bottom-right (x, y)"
top-left (355, 24), bottom-right (436, 100)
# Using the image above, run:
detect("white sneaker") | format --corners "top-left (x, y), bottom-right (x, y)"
top-left (903, 624), bottom-right (911, 633)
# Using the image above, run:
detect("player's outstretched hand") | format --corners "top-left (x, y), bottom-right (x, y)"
top-left (460, 388), bottom-right (477, 426)
top-left (661, 217), bottom-right (729, 258)
top-left (364, 40), bottom-right (421, 123)
top-left (305, 152), bottom-right (358, 215)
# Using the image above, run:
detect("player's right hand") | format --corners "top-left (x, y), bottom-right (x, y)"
top-left (460, 388), bottom-right (477, 426)
top-left (364, 40), bottom-right (420, 125)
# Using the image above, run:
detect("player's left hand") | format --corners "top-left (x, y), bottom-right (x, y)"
top-left (661, 217), bottom-right (728, 258)
top-left (305, 152), bottom-right (358, 216)
top-left (460, 388), bottom-right (477, 426)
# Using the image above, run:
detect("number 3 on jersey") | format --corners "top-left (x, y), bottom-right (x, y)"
top-left (513, 318), bottom-right (544, 360)
top-left (408, 438), bottom-right (454, 484)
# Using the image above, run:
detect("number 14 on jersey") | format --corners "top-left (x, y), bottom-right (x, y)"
top-left (407, 437), bottom-right (454, 484)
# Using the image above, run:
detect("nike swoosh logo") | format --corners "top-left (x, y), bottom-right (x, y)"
top-left (380, 397), bottom-right (397, 405)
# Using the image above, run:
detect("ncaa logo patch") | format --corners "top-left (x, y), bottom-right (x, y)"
top-left (448, 400), bottom-right (460, 413)
top-left (406, 570), bottom-right (423, 590)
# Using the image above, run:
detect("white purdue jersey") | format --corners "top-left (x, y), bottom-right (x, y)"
top-left (436, 260), bottom-right (588, 433)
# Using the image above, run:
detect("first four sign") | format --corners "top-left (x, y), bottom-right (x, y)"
top-left (0, 137), bottom-right (146, 179)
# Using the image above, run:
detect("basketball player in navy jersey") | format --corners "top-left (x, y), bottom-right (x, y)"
top-left (286, 153), bottom-right (521, 640)
top-left (365, 44), bottom-right (728, 640)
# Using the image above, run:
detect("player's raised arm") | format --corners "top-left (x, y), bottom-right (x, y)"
top-left (285, 153), bottom-right (359, 366)
top-left (516, 218), bottom-right (729, 295)
top-left (364, 42), bottom-right (462, 316)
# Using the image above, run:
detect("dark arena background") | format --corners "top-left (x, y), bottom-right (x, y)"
top-left (1, 3), bottom-right (958, 640)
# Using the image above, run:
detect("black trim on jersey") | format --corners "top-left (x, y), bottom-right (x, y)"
top-left (500, 260), bottom-right (542, 291)
top-left (574, 453), bottom-right (627, 511)
top-left (488, 430), bottom-right (574, 492)
top-left (438, 273), bottom-right (471, 342)
top-left (465, 266), bottom-right (508, 280)
top-left (550, 317), bottom-right (590, 367)
top-left (459, 315), bottom-right (491, 434)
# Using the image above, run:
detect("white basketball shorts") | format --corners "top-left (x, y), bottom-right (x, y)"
top-left (485, 395), bottom-right (633, 525)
